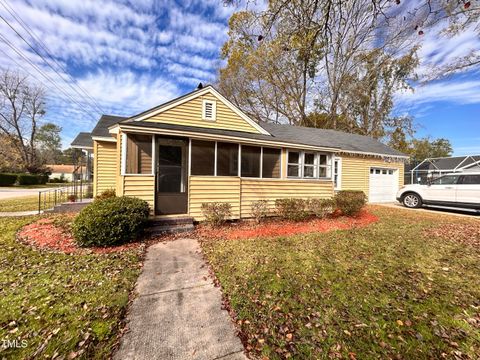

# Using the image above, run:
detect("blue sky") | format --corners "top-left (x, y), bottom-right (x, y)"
top-left (0, 0), bottom-right (479, 155)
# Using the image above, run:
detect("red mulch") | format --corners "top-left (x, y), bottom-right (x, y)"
top-left (195, 210), bottom-right (379, 241)
top-left (17, 216), bottom-right (146, 254)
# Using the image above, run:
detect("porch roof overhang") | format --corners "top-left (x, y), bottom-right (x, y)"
top-left (110, 121), bottom-right (341, 153)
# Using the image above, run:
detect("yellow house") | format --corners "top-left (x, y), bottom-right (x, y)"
top-left (73, 85), bottom-right (407, 220)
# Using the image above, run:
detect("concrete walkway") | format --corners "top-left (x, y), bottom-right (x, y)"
top-left (0, 210), bottom-right (39, 217)
top-left (114, 238), bottom-right (246, 360)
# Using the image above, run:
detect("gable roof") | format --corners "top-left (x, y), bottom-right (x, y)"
top-left (71, 132), bottom-right (93, 149)
top-left (414, 155), bottom-right (480, 171)
top-left (92, 115), bottom-right (127, 138)
top-left (259, 122), bottom-right (406, 157)
top-left (89, 88), bottom-right (405, 158)
top-left (121, 85), bottom-right (270, 135)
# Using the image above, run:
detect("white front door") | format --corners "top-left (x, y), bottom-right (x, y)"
top-left (423, 174), bottom-right (460, 202)
top-left (369, 168), bottom-right (398, 202)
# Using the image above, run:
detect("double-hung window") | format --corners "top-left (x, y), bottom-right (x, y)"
top-left (287, 150), bottom-right (331, 179)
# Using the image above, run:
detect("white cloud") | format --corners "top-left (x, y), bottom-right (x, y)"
top-left (397, 80), bottom-right (480, 106)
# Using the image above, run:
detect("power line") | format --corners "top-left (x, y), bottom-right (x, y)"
top-left (0, 0), bottom-right (107, 114)
top-left (0, 8), bottom-right (106, 116)
top-left (0, 34), bottom-right (99, 122)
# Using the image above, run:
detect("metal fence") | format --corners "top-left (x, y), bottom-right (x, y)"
top-left (38, 180), bottom-right (93, 213)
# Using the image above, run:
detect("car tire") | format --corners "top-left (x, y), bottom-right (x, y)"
top-left (402, 193), bottom-right (422, 209)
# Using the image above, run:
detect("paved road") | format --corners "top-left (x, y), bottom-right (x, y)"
top-left (0, 187), bottom-right (53, 200)
top-left (114, 238), bottom-right (246, 360)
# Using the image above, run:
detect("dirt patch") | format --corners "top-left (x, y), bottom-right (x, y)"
top-left (423, 222), bottom-right (480, 248)
top-left (195, 210), bottom-right (378, 241)
top-left (17, 215), bottom-right (150, 254)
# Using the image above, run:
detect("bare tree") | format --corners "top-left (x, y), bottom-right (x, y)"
top-left (0, 70), bottom-right (46, 172)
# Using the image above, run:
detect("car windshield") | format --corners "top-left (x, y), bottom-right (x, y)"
top-left (430, 175), bottom-right (459, 185)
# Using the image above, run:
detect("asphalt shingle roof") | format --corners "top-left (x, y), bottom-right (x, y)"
top-left (417, 155), bottom-right (480, 170)
top-left (70, 132), bottom-right (93, 148)
top-left (91, 115), bottom-right (127, 137)
top-left (259, 121), bottom-right (406, 157)
top-left (85, 110), bottom-right (406, 157)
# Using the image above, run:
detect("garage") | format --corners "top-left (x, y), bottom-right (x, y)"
top-left (369, 167), bottom-right (398, 202)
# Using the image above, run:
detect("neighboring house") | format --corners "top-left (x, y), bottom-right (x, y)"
top-left (47, 164), bottom-right (87, 182)
top-left (72, 85), bottom-right (407, 220)
top-left (409, 155), bottom-right (480, 184)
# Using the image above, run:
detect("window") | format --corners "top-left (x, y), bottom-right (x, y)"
top-left (459, 175), bottom-right (480, 185)
top-left (191, 140), bottom-right (215, 175)
top-left (125, 134), bottom-right (152, 174)
top-left (202, 100), bottom-right (216, 121)
top-left (318, 154), bottom-right (329, 177)
top-left (262, 148), bottom-right (281, 178)
top-left (287, 150), bottom-right (331, 179)
top-left (430, 175), bottom-right (459, 185)
top-left (303, 153), bottom-right (316, 178)
top-left (241, 146), bottom-right (261, 177)
top-left (287, 151), bottom-right (301, 177)
top-left (217, 142), bottom-right (238, 176)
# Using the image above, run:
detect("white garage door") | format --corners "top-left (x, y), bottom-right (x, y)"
top-left (369, 168), bottom-right (398, 203)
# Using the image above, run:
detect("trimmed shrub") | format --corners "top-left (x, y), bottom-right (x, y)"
top-left (95, 188), bottom-right (116, 201)
top-left (334, 190), bottom-right (367, 216)
top-left (251, 200), bottom-right (269, 223)
top-left (201, 202), bottom-right (232, 226)
top-left (72, 196), bottom-right (150, 247)
top-left (308, 198), bottom-right (336, 219)
top-left (17, 173), bottom-right (48, 185)
top-left (0, 173), bottom-right (17, 186)
top-left (275, 198), bottom-right (309, 221)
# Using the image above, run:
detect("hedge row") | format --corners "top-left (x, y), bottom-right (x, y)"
top-left (201, 190), bottom-right (367, 225)
top-left (0, 173), bottom-right (48, 186)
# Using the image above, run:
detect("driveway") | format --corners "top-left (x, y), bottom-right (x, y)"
top-left (114, 238), bottom-right (246, 360)
top-left (375, 202), bottom-right (479, 219)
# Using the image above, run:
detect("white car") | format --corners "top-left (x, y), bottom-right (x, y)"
top-left (396, 172), bottom-right (480, 213)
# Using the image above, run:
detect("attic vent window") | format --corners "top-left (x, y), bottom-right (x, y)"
top-left (202, 100), bottom-right (216, 121)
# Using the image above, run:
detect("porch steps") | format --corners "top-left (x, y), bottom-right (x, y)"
top-left (146, 216), bottom-right (195, 235)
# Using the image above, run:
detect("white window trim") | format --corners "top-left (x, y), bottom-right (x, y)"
top-left (121, 133), bottom-right (155, 177)
top-left (287, 149), bottom-right (332, 180)
top-left (202, 99), bottom-right (217, 121)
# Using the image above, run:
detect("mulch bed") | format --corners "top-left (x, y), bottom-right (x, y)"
top-left (423, 222), bottom-right (480, 248)
top-left (195, 210), bottom-right (379, 241)
top-left (17, 215), bottom-right (148, 254)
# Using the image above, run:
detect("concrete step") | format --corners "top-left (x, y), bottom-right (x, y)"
top-left (146, 216), bottom-right (195, 235)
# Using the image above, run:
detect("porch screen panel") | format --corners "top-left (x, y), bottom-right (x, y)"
top-left (241, 145), bottom-right (261, 177)
top-left (262, 148), bottom-right (281, 178)
top-left (191, 140), bottom-right (215, 175)
top-left (126, 134), bottom-right (152, 174)
top-left (217, 142), bottom-right (238, 176)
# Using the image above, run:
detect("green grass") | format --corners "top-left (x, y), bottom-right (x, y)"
top-left (0, 183), bottom-right (72, 189)
top-left (202, 207), bottom-right (480, 359)
top-left (0, 217), bottom-right (143, 359)
top-left (0, 195), bottom-right (40, 212)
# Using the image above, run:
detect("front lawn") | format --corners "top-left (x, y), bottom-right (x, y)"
top-left (202, 206), bottom-right (480, 359)
top-left (0, 217), bottom-right (143, 358)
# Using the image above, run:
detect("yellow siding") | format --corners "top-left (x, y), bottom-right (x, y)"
top-left (145, 93), bottom-right (260, 134)
top-left (94, 140), bottom-right (117, 196)
top-left (340, 155), bottom-right (404, 199)
top-left (123, 176), bottom-right (155, 211)
top-left (240, 179), bottom-right (334, 218)
top-left (189, 176), bottom-right (241, 220)
top-left (188, 176), bottom-right (333, 221)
